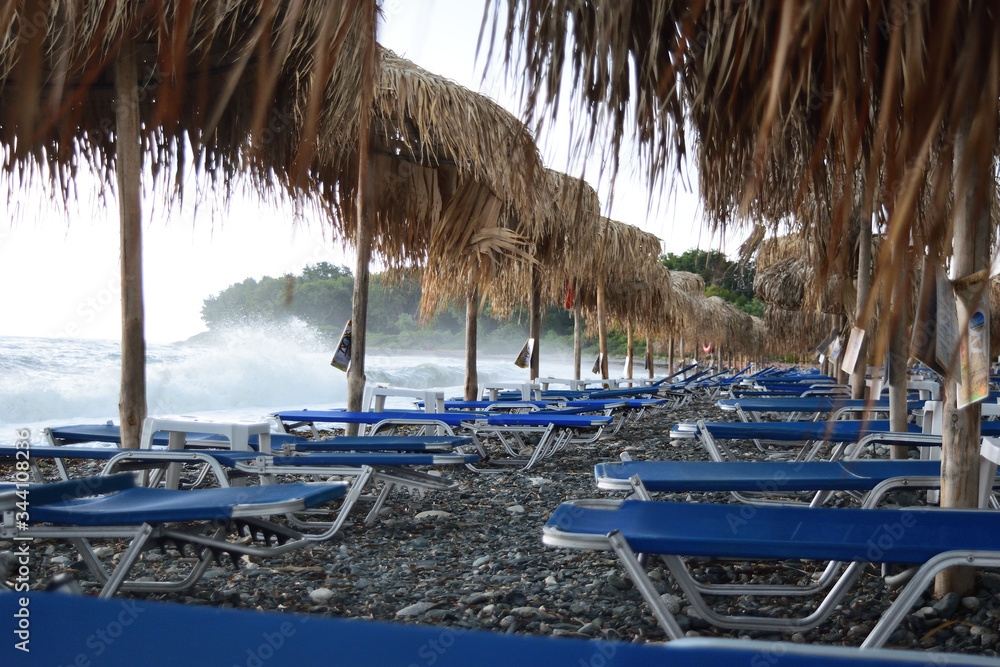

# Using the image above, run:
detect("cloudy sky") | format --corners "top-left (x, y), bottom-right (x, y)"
top-left (0, 1), bottom-right (735, 344)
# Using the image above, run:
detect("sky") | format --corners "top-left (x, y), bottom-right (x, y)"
top-left (0, 1), bottom-right (739, 344)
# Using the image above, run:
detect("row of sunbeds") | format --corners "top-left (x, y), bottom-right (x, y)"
top-left (9, 368), bottom-right (992, 664)
top-left (537, 372), bottom-right (1000, 655)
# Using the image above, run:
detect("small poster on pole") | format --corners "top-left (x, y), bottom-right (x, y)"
top-left (514, 338), bottom-right (534, 368)
top-left (814, 330), bottom-right (836, 362)
top-left (591, 353), bottom-right (602, 375)
top-left (955, 273), bottom-right (990, 408)
top-left (827, 336), bottom-right (844, 363)
top-left (841, 327), bottom-right (865, 374)
top-left (330, 320), bottom-right (352, 372)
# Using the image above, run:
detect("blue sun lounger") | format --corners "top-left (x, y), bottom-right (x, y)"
top-left (542, 497), bottom-right (1000, 647)
top-left (44, 423), bottom-right (472, 454)
top-left (595, 449), bottom-right (964, 508)
top-left (716, 397), bottom-right (926, 422)
top-left (5, 595), bottom-right (993, 667)
top-left (0, 474), bottom-right (350, 597)
top-left (0, 444), bottom-right (475, 525)
top-left (670, 419), bottom-right (923, 462)
top-left (272, 409), bottom-right (613, 471)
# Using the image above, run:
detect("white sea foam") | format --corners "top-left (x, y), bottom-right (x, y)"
top-left (1, 325), bottom-right (607, 445)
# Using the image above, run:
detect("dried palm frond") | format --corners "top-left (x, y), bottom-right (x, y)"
top-left (1, 1), bottom-right (376, 209)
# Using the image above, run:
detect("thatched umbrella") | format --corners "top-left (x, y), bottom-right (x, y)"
top-left (494, 6), bottom-right (1000, 583)
top-left (1, 1), bottom-right (377, 446)
top-left (340, 47), bottom-right (546, 401)
top-left (576, 217), bottom-right (665, 379)
top-left (487, 170), bottom-right (602, 382)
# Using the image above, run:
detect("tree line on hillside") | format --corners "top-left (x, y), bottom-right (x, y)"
top-left (201, 251), bottom-right (764, 352)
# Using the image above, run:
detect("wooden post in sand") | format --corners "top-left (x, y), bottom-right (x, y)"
top-left (573, 279), bottom-right (582, 380)
top-left (464, 286), bottom-right (478, 400)
top-left (529, 272), bottom-right (541, 381)
top-left (346, 10), bottom-right (377, 434)
top-left (937, 116), bottom-right (992, 597)
top-left (114, 37), bottom-right (145, 450)
top-left (646, 335), bottom-right (654, 378)
top-left (625, 323), bottom-right (634, 379)
top-left (597, 282), bottom-right (609, 379)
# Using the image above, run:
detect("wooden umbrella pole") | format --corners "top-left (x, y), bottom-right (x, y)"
top-left (573, 279), bottom-right (582, 380)
top-left (625, 322), bottom-right (634, 379)
top-left (529, 269), bottom-right (541, 381)
top-left (645, 335), bottom-right (654, 378)
top-left (464, 285), bottom-right (479, 400)
top-left (851, 216), bottom-right (873, 400)
top-left (597, 282), bottom-right (609, 380)
top-left (887, 250), bottom-right (910, 459)
top-left (937, 117), bottom-right (992, 597)
top-left (668, 336), bottom-right (674, 376)
top-left (114, 37), bottom-right (146, 450)
top-left (346, 4), bottom-right (377, 435)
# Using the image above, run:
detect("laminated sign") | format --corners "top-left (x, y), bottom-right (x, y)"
top-left (841, 327), bottom-right (865, 375)
top-left (514, 338), bottom-right (534, 368)
top-left (955, 273), bottom-right (990, 408)
top-left (330, 320), bottom-right (352, 372)
top-left (591, 353), bottom-right (602, 375)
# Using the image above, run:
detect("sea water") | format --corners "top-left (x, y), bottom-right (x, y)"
top-left (0, 323), bottom-right (621, 446)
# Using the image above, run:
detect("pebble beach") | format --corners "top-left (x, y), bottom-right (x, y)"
top-left (6, 395), bottom-right (1000, 659)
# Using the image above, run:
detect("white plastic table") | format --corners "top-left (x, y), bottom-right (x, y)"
top-left (139, 416), bottom-right (272, 489)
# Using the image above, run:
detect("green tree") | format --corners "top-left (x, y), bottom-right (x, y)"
top-left (661, 248), bottom-right (765, 317)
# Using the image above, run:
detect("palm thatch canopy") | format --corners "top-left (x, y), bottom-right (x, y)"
top-left (577, 217), bottom-right (666, 330)
top-left (668, 270), bottom-right (705, 296)
top-left (764, 305), bottom-right (839, 355)
top-left (1, 1), bottom-right (376, 204)
top-left (492, 1), bottom-right (1000, 313)
top-left (486, 169), bottom-right (601, 317)
top-left (347, 48), bottom-right (547, 320)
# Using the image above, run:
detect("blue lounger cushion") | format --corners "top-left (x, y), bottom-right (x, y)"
top-left (544, 499), bottom-right (1000, 564)
top-left (30, 482), bottom-right (347, 526)
top-left (693, 420), bottom-right (921, 441)
top-left (47, 424), bottom-right (472, 452)
top-left (7, 594), bottom-right (993, 667)
top-left (717, 397), bottom-right (925, 413)
top-left (0, 445), bottom-right (477, 469)
top-left (275, 409), bottom-right (611, 428)
top-left (594, 460), bottom-right (949, 493)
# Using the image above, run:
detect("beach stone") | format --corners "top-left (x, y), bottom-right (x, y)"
top-left (499, 615), bottom-right (517, 629)
top-left (502, 591), bottom-right (528, 606)
top-left (463, 593), bottom-right (489, 606)
top-left (91, 547), bottom-right (115, 559)
top-left (49, 556), bottom-right (70, 566)
top-left (506, 504), bottom-right (525, 515)
top-left (962, 596), bottom-right (982, 611)
top-left (308, 588), bottom-right (334, 604)
top-left (472, 555), bottom-right (492, 568)
top-left (511, 606), bottom-right (539, 619)
top-left (980, 572), bottom-right (1000, 594)
top-left (606, 573), bottom-right (628, 590)
top-left (933, 592), bottom-right (961, 618)
top-left (396, 601), bottom-right (437, 618)
top-left (569, 600), bottom-right (590, 615)
top-left (528, 477), bottom-right (551, 487)
top-left (579, 622), bottom-right (599, 636)
top-left (415, 510), bottom-right (452, 520)
top-left (659, 594), bottom-right (681, 615)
